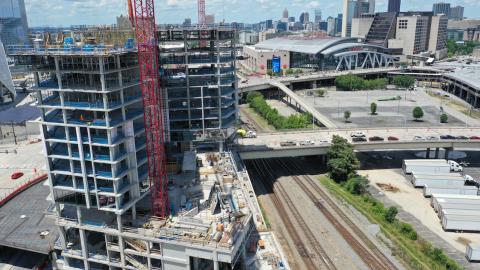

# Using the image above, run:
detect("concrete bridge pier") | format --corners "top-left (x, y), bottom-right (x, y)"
top-left (426, 148), bottom-right (431, 158)
top-left (445, 147), bottom-right (453, 159)
top-left (434, 147), bottom-right (440, 159)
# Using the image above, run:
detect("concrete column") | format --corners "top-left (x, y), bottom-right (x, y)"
top-left (76, 126), bottom-right (91, 208)
top-left (78, 229), bottom-right (89, 269)
top-left (426, 148), bottom-right (430, 158)
top-left (434, 148), bottom-right (440, 159)
top-left (445, 148), bottom-right (451, 159)
top-left (214, 260), bottom-right (219, 270)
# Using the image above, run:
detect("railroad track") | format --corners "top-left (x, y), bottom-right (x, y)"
top-left (281, 158), bottom-right (398, 270)
top-left (248, 160), bottom-right (337, 270)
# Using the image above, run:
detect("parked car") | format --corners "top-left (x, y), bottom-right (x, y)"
top-left (300, 140), bottom-right (315, 146)
top-left (387, 136), bottom-right (399, 141)
top-left (470, 136), bottom-right (480, 140)
top-left (426, 136), bottom-right (439, 140)
top-left (11, 172), bottom-right (24, 180)
top-left (352, 137), bottom-right (367, 142)
top-left (456, 135), bottom-right (469, 140)
top-left (318, 138), bottom-right (329, 144)
top-left (280, 141), bottom-right (296, 147)
top-left (350, 131), bottom-right (366, 138)
top-left (413, 136), bottom-right (425, 141)
top-left (440, 135), bottom-right (456, 140)
top-left (369, 136), bottom-right (384, 142)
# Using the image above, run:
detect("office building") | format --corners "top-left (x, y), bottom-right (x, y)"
top-left (205, 14), bottom-right (215, 25)
top-left (364, 12), bottom-right (397, 47)
top-left (315, 9), bottom-right (322, 24)
top-left (276, 21), bottom-right (288, 32)
top-left (368, 0), bottom-right (376, 14)
top-left (239, 31), bottom-right (259, 45)
top-left (388, 12), bottom-right (448, 58)
top-left (388, 0), bottom-right (401, 13)
top-left (116, 15), bottom-right (132, 30)
top-left (0, 0), bottom-right (28, 46)
top-left (182, 18), bottom-right (192, 27)
top-left (342, 0), bottom-right (372, 37)
top-left (336, 14), bottom-right (343, 36)
top-left (288, 17), bottom-right (295, 23)
top-left (319, 21), bottom-right (328, 32)
top-left (450, 6), bottom-right (464, 20)
top-left (351, 14), bottom-right (374, 39)
top-left (327, 17), bottom-right (336, 36)
top-left (283, 8), bottom-right (289, 20)
top-left (300, 12), bottom-right (310, 25)
top-left (433, 2), bottom-right (451, 17)
top-left (0, 42), bottom-right (15, 103)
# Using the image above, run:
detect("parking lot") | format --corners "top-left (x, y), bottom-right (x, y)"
top-left (297, 89), bottom-right (473, 128)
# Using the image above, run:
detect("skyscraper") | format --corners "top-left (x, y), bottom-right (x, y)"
top-left (342, 0), bottom-right (371, 37)
top-left (450, 6), bottom-right (464, 20)
top-left (300, 12), bottom-right (310, 24)
top-left (388, 0), bottom-right (401, 13)
top-left (0, 0), bottom-right (28, 46)
top-left (433, 2), bottom-right (451, 17)
top-left (315, 9), bottom-right (322, 24)
top-left (283, 8), bottom-right (289, 19)
top-left (368, 0), bottom-right (375, 14)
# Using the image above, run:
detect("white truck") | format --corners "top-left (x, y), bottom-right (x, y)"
top-left (403, 159), bottom-right (463, 174)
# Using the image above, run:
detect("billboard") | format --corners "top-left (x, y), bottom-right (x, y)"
top-left (272, 56), bottom-right (281, 73)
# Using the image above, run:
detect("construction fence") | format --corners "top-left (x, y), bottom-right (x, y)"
top-left (0, 121), bottom-right (40, 145)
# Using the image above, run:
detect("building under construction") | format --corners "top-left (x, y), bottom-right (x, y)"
top-left (7, 26), bottom-right (258, 270)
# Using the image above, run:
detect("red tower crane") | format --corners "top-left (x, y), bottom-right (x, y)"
top-left (198, 0), bottom-right (206, 26)
top-left (128, 0), bottom-right (169, 218)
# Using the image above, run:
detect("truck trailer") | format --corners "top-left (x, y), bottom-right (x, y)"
top-left (423, 185), bottom-right (478, 197)
top-left (403, 159), bottom-right (463, 174)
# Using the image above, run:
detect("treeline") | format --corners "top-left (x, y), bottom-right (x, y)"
top-left (335, 74), bottom-right (416, 91)
top-left (247, 92), bottom-right (312, 129)
top-left (447, 40), bottom-right (480, 57)
top-left (335, 74), bottom-right (388, 91)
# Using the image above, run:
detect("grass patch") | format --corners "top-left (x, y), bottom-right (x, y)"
top-left (242, 107), bottom-right (275, 131)
top-left (258, 200), bottom-right (271, 230)
top-left (320, 176), bottom-right (463, 270)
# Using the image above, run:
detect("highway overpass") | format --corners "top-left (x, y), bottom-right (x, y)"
top-left (237, 127), bottom-right (480, 159)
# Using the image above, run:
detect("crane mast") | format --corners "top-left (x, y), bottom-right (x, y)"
top-left (128, 0), bottom-right (169, 218)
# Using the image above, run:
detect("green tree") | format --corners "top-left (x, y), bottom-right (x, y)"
top-left (370, 102), bottom-right (377, 115)
top-left (393, 75), bottom-right (416, 89)
top-left (316, 89), bottom-right (326, 97)
top-left (344, 110), bottom-right (351, 123)
top-left (344, 176), bottom-right (369, 195)
top-left (384, 206), bottom-right (398, 223)
top-left (440, 113), bottom-right (448, 123)
top-left (413, 106), bottom-right (424, 121)
top-left (326, 135), bottom-right (360, 183)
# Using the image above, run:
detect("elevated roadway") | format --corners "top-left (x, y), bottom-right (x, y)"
top-left (268, 81), bottom-right (336, 128)
top-left (239, 67), bottom-right (399, 93)
top-left (237, 127), bottom-right (480, 160)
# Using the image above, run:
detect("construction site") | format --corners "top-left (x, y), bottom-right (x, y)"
top-left (0, 0), bottom-right (287, 269)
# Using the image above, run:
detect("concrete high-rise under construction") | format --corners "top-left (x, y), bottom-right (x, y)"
top-left (8, 26), bottom-right (254, 270)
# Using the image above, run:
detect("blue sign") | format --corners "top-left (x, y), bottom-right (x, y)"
top-left (272, 56), bottom-right (281, 73)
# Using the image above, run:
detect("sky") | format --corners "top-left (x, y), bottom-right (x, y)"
top-left (25, 0), bottom-right (480, 27)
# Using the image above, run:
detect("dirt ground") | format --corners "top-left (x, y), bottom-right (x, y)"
top-left (359, 169), bottom-right (480, 252)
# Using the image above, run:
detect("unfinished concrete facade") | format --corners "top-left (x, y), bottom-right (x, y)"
top-left (9, 29), bottom-right (252, 269)
top-left (158, 28), bottom-right (238, 147)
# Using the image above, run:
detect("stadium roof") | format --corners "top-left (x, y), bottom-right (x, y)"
top-left (254, 37), bottom-right (359, 55)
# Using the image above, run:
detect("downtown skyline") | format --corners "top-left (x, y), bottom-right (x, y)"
top-left (25, 0), bottom-right (480, 27)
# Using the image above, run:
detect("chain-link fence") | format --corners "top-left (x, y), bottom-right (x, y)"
top-left (0, 122), bottom-right (40, 145)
